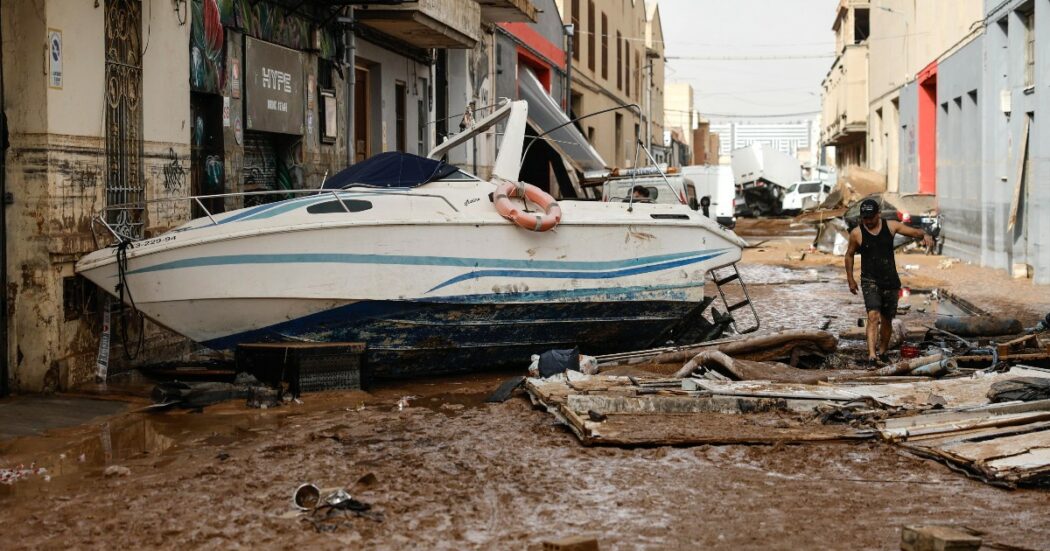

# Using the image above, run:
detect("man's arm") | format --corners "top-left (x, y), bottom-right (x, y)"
top-left (888, 220), bottom-right (934, 248)
top-left (844, 227), bottom-right (861, 295)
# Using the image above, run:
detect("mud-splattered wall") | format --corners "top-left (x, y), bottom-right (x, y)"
top-left (3, 0), bottom-right (193, 391)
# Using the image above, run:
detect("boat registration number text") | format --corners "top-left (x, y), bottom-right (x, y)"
top-left (138, 235), bottom-right (177, 248)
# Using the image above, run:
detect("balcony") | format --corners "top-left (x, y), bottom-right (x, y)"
top-left (833, 0), bottom-right (870, 54)
top-left (477, 0), bottom-right (537, 23)
top-left (821, 44), bottom-right (869, 146)
top-left (355, 0), bottom-right (481, 49)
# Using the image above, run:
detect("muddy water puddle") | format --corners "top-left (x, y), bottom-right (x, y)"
top-left (734, 265), bottom-right (985, 337)
top-left (0, 373), bottom-right (510, 500)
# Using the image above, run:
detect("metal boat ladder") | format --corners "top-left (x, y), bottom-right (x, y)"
top-left (709, 263), bottom-right (760, 334)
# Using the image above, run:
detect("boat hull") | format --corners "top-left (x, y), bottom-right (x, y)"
top-left (201, 298), bottom-right (696, 378)
top-left (77, 187), bottom-right (746, 377)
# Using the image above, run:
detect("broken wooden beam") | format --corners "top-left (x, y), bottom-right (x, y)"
top-left (900, 525), bottom-right (981, 551)
top-left (542, 536), bottom-right (600, 551)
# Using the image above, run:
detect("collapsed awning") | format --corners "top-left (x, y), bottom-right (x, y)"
top-left (518, 68), bottom-right (607, 173)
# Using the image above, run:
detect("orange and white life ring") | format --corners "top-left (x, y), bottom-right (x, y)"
top-left (492, 179), bottom-right (562, 232)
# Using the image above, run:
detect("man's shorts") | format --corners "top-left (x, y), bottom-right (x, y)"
top-left (861, 279), bottom-right (899, 318)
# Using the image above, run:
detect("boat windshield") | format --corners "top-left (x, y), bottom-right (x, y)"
top-left (603, 177), bottom-right (685, 205)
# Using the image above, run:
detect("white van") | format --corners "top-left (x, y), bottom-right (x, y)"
top-left (781, 180), bottom-right (831, 215)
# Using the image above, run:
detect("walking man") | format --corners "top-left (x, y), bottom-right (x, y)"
top-left (844, 199), bottom-right (934, 364)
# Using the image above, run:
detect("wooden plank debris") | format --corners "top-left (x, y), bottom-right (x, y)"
top-left (525, 368), bottom-right (1050, 486)
top-left (900, 525), bottom-right (981, 551)
top-left (1007, 116), bottom-right (1030, 232)
top-left (879, 398), bottom-right (1050, 486)
top-left (541, 536), bottom-right (600, 551)
top-left (524, 375), bottom-right (864, 446)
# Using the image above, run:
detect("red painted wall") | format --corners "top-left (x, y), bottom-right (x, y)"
top-left (517, 47), bottom-right (553, 92)
top-left (498, 23), bottom-right (566, 69)
top-left (917, 63), bottom-right (938, 194)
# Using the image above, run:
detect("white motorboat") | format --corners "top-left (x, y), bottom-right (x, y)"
top-left (76, 101), bottom-right (752, 377)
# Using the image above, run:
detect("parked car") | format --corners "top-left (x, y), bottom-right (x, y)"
top-left (843, 193), bottom-right (942, 253)
top-left (781, 181), bottom-right (832, 215)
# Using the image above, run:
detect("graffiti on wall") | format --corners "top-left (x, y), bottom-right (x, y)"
top-left (162, 148), bottom-right (187, 193)
top-left (192, 0), bottom-right (339, 94)
top-left (219, 0), bottom-right (337, 59)
top-left (64, 161), bottom-right (101, 191)
top-left (191, 0), bottom-right (225, 94)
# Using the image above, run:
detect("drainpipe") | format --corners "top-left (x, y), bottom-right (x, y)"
top-left (646, 62), bottom-right (653, 163)
top-left (340, 8), bottom-right (356, 165)
top-left (563, 24), bottom-right (574, 116)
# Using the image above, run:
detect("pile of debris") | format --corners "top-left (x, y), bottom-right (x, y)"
top-left (523, 326), bottom-right (1050, 488)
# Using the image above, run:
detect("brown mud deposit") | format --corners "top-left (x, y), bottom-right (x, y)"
top-left (3, 244), bottom-right (1049, 549)
top-left (2, 373), bottom-right (1050, 550)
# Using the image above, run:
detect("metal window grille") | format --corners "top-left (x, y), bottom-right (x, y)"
top-left (105, 0), bottom-right (145, 239)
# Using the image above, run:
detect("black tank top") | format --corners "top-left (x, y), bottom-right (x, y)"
top-left (859, 221), bottom-right (901, 288)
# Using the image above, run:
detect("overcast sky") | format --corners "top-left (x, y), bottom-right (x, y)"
top-left (657, 0), bottom-right (840, 123)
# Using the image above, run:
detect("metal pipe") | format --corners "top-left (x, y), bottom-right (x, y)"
top-left (563, 24), bottom-right (574, 117)
top-left (646, 62), bottom-right (653, 160)
top-left (345, 7), bottom-right (356, 166)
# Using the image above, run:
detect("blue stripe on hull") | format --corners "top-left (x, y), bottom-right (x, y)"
top-left (204, 299), bottom-right (699, 378)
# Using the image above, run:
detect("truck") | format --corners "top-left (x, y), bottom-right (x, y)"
top-left (679, 165), bottom-right (736, 228)
top-left (730, 143), bottom-right (803, 216)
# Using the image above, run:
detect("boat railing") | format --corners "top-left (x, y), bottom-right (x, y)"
top-left (90, 186), bottom-right (461, 246)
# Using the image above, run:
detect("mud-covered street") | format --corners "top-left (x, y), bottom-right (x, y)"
top-left (3, 232), bottom-right (1050, 550)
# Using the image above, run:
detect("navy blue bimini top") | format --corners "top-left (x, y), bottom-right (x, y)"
top-left (322, 151), bottom-right (459, 190)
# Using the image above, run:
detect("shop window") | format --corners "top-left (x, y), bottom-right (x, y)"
top-left (318, 59), bottom-right (337, 144)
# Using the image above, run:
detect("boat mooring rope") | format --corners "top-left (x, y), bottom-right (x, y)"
top-left (114, 239), bottom-right (145, 360)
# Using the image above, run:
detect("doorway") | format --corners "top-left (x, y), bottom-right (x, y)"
top-left (354, 66), bottom-right (370, 163)
top-left (190, 93), bottom-right (225, 217)
top-left (1012, 114), bottom-right (1033, 268)
top-left (917, 63), bottom-right (938, 194)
